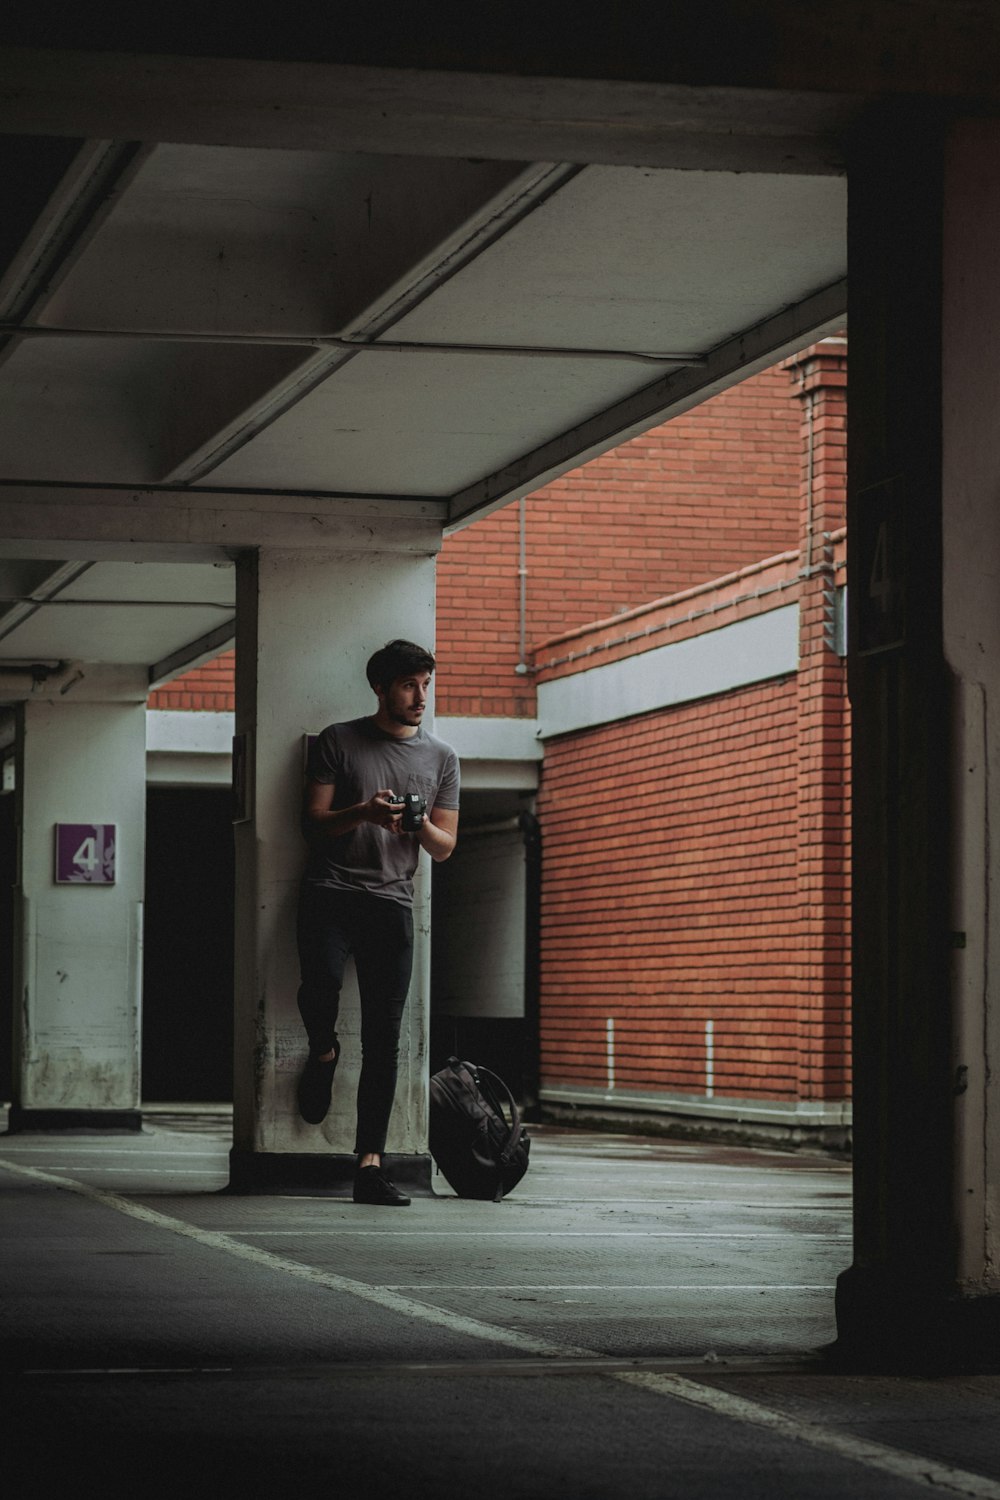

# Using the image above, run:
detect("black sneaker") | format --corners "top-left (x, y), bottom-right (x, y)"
top-left (353, 1164), bottom-right (411, 1207)
top-left (296, 1042), bottom-right (340, 1125)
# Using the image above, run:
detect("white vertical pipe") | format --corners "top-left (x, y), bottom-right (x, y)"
top-left (515, 495), bottom-right (530, 675)
top-left (606, 1016), bottom-right (615, 1091)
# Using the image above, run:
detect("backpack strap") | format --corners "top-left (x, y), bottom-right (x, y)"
top-left (474, 1064), bottom-right (526, 1166)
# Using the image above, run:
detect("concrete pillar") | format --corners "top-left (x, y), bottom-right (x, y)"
top-left (228, 535), bottom-right (440, 1192)
top-left (941, 120), bottom-right (1000, 1304)
top-left (837, 111), bottom-right (1000, 1366)
top-left (9, 672), bottom-right (148, 1130)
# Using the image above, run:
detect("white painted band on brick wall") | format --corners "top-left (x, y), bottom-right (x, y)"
top-left (435, 715), bottom-right (543, 761)
top-left (146, 709), bottom-right (235, 754)
top-left (536, 604), bottom-right (799, 739)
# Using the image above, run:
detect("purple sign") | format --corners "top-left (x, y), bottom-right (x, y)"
top-left (55, 824), bottom-right (116, 885)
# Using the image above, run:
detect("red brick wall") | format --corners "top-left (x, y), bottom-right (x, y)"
top-left (436, 502), bottom-right (536, 719)
top-left (436, 362), bottom-right (801, 718)
top-left (536, 680), bottom-right (803, 1100)
top-left (531, 341), bottom-right (851, 1109)
top-left (148, 652), bottom-right (235, 711)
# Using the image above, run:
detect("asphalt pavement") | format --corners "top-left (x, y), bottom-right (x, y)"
top-left (3, 1109), bottom-right (1000, 1499)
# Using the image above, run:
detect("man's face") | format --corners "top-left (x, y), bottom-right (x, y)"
top-left (380, 671), bottom-right (432, 728)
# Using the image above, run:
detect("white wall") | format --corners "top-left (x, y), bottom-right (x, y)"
top-left (15, 694), bottom-right (147, 1112)
top-left (433, 824), bottom-right (525, 1018)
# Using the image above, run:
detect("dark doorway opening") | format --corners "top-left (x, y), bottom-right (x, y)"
top-left (142, 787), bottom-right (234, 1103)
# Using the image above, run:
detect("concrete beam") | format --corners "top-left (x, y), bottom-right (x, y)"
top-left (0, 484), bottom-right (447, 558)
top-left (0, 47), bottom-right (858, 173)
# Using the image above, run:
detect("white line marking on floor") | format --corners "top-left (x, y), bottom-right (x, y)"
top-left (215, 1199), bottom-right (851, 1212)
top-left (211, 1229), bottom-right (849, 1239)
top-left (381, 1284), bottom-right (831, 1292)
top-left (616, 1372), bottom-right (1000, 1500)
top-left (20, 1167), bottom-right (227, 1176)
top-left (523, 1175), bottom-right (849, 1183)
top-left (2, 1153), bottom-right (992, 1497)
top-left (0, 1157), bottom-right (587, 1358)
top-left (0, 1146), bottom-right (226, 1158)
top-left (500, 1200), bottom-right (851, 1212)
top-left (281, 1193), bottom-right (848, 1206)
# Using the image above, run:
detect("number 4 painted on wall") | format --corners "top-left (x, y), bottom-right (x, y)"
top-left (857, 477), bottom-right (905, 655)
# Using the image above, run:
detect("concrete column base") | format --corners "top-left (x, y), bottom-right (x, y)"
top-left (834, 1264), bottom-right (1000, 1373)
top-left (227, 1149), bottom-right (434, 1196)
top-left (5, 1106), bottom-right (142, 1133)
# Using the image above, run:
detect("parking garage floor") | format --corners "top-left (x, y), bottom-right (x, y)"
top-left (3, 1110), bottom-right (1000, 1499)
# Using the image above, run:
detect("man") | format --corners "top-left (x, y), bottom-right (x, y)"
top-left (296, 639), bottom-right (460, 1206)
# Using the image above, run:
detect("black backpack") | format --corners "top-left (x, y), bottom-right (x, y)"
top-left (428, 1056), bottom-right (530, 1202)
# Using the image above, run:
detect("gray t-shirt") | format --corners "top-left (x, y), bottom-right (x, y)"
top-left (303, 716), bottom-right (460, 906)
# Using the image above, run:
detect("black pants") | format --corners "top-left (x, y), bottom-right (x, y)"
top-left (296, 883), bottom-right (414, 1156)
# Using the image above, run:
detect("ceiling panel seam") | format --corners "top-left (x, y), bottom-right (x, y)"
top-left (0, 560), bottom-right (94, 646)
top-left (0, 324), bottom-right (707, 366)
top-left (0, 140), bottom-right (151, 368)
top-left (339, 162), bottom-right (583, 342)
top-left (162, 162), bottom-right (585, 485)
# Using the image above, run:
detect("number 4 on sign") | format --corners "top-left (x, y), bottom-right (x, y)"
top-left (72, 836), bottom-right (99, 872)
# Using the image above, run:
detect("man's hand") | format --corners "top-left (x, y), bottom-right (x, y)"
top-left (304, 780), bottom-right (404, 838)
top-left (304, 781), bottom-right (455, 854)
top-left (364, 788), bottom-right (404, 832)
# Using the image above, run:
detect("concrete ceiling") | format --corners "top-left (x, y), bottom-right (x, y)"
top-left (0, 41), bottom-right (856, 695)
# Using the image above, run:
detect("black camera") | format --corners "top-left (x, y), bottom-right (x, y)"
top-left (390, 791), bottom-right (426, 831)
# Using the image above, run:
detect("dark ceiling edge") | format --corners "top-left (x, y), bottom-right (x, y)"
top-left (2, 4), bottom-right (1000, 98)
top-left (445, 277), bottom-right (848, 532)
top-left (148, 618), bottom-right (235, 689)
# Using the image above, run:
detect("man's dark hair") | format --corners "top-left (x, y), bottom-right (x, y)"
top-left (366, 639), bottom-right (436, 692)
